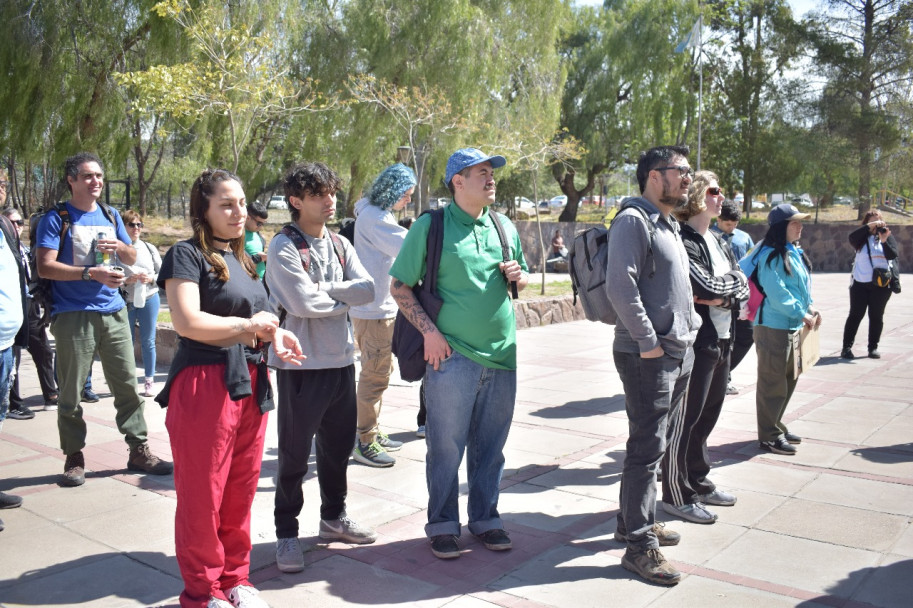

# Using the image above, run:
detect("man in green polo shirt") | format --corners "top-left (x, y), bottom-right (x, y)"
top-left (389, 147), bottom-right (528, 560)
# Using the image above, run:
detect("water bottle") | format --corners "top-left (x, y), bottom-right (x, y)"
top-left (96, 231), bottom-right (110, 265)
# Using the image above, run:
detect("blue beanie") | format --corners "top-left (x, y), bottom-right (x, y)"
top-left (369, 163), bottom-right (417, 210)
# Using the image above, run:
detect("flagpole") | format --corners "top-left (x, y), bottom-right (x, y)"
top-left (697, 13), bottom-right (703, 171)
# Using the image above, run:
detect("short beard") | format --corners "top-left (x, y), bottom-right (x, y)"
top-left (659, 182), bottom-right (688, 208)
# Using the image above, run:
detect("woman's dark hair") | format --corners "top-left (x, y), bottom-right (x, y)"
top-left (189, 168), bottom-right (257, 282)
top-left (760, 220), bottom-right (812, 276)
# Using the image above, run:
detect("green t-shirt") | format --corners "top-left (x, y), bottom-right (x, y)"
top-left (244, 229), bottom-right (266, 278)
top-left (389, 203), bottom-right (527, 370)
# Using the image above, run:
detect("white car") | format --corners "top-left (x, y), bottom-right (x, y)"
top-left (549, 195), bottom-right (568, 208)
top-left (268, 195), bottom-right (286, 209)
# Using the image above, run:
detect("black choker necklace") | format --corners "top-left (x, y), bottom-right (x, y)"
top-left (212, 236), bottom-right (233, 243)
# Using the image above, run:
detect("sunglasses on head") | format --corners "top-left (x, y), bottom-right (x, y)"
top-left (128, 222), bottom-right (144, 228)
top-left (707, 187), bottom-right (722, 196)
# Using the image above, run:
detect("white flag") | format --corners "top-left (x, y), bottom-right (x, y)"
top-left (675, 18), bottom-right (702, 53)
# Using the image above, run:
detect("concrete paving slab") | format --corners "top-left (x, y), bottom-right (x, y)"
top-left (796, 473), bottom-right (913, 516)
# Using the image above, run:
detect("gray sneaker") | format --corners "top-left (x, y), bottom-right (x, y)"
top-left (376, 432), bottom-right (403, 452)
top-left (662, 501), bottom-right (717, 524)
top-left (319, 515), bottom-right (377, 544)
top-left (352, 441), bottom-right (395, 468)
top-left (275, 537), bottom-right (304, 573)
top-left (697, 489), bottom-right (737, 506)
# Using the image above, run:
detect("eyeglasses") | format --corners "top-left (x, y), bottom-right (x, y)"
top-left (128, 222), bottom-right (144, 228)
top-left (707, 187), bottom-right (722, 196)
top-left (654, 165), bottom-right (695, 179)
top-left (11, 219), bottom-right (24, 226)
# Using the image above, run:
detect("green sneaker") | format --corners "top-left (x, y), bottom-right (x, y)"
top-left (376, 432), bottom-right (403, 452)
top-left (352, 441), bottom-right (395, 468)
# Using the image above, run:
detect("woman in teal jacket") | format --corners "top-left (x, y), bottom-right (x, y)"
top-left (743, 204), bottom-right (821, 455)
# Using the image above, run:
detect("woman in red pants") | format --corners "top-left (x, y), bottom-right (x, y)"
top-left (156, 168), bottom-right (304, 608)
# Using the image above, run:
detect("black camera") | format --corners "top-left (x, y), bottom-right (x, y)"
top-left (877, 227), bottom-right (888, 234)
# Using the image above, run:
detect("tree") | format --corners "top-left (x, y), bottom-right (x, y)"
top-left (805, 0), bottom-right (913, 217)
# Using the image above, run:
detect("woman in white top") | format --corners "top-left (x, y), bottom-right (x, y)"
top-left (841, 209), bottom-right (899, 359)
top-left (122, 210), bottom-right (162, 396)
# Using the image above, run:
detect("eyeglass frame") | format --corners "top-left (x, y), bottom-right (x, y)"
top-left (127, 222), bottom-right (144, 228)
top-left (653, 165), bottom-right (695, 179)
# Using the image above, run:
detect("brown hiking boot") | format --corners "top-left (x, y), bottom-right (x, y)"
top-left (614, 522), bottom-right (681, 546)
top-left (127, 443), bottom-right (173, 475)
top-left (62, 451), bottom-right (86, 487)
top-left (621, 547), bottom-right (681, 585)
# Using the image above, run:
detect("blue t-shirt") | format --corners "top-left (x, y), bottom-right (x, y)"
top-left (36, 202), bottom-right (132, 316)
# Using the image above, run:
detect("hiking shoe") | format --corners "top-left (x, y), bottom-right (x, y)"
top-left (0, 491), bottom-right (23, 509)
top-left (275, 537), bottom-right (304, 573)
top-left (352, 441), bottom-right (395, 467)
top-left (697, 489), bottom-right (737, 506)
top-left (614, 522), bottom-right (680, 546)
top-left (207, 598), bottom-right (234, 608)
top-left (662, 501), bottom-right (717, 524)
top-left (759, 438), bottom-right (797, 455)
top-left (376, 432), bottom-right (403, 451)
top-left (474, 528), bottom-right (512, 551)
top-left (784, 432), bottom-right (802, 445)
top-left (725, 384), bottom-right (739, 395)
top-left (416, 425), bottom-right (426, 438)
top-left (227, 584), bottom-right (270, 608)
top-left (127, 443), bottom-right (173, 475)
top-left (143, 378), bottom-right (154, 397)
top-left (621, 547), bottom-right (681, 585)
top-left (82, 388), bottom-right (100, 403)
top-left (319, 515), bottom-right (377, 544)
top-left (868, 349), bottom-right (881, 359)
top-left (62, 451), bottom-right (86, 487)
top-left (430, 534), bottom-right (461, 559)
top-left (7, 406), bottom-right (35, 420)
top-left (840, 347), bottom-right (855, 360)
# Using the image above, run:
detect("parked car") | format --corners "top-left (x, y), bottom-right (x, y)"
top-left (268, 195), bottom-right (286, 209)
top-left (548, 195), bottom-right (568, 208)
top-left (514, 196), bottom-right (535, 209)
top-left (751, 200), bottom-right (765, 210)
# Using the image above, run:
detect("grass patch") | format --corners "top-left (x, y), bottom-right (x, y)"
top-left (520, 279), bottom-right (574, 299)
top-left (157, 311), bottom-right (172, 324)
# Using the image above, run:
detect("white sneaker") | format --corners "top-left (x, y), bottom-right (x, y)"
top-left (319, 515), bottom-right (377, 544)
top-left (207, 598), bottom-right (233, 608)
top-left (226, 585), bottom-right (270, 608)
top-left (275, 537), bottom-right (304, 573)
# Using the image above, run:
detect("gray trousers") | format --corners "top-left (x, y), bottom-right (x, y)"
top-left (613, 349), bottom-right (693, 550)
top-left (754, 325), bottom-right (798, 442)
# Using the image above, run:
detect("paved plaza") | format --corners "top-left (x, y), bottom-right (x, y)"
top-left (1, 271), bottom-right (912, 608)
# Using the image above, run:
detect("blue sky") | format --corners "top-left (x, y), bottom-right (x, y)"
top-left (574, 0), bottom-right (820, 19)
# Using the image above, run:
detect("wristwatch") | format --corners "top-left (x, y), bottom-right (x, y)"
top-left (82, 266), bottom-right (93, 281)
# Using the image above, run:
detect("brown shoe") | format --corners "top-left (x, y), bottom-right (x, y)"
top-left (62, 451), bottom-right (86, 487)
top-left (127, 443), bottom-right (173, 475)
top-left (621, 547), bottom-right (681, 585)
top-left (614, 522), bottom-right (681, 546)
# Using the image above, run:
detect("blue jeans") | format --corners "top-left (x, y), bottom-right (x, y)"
top-left (423, 350), bottom-right (516, 538)
top-left (613, 349), bottom-right (693, 550)
top-left (128, 291), bottom-right (160, 378)
top-left (0, 346), bottom-right (14, 424)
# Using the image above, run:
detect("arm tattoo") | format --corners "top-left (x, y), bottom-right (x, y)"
top-left (391, 281), bottom-right (438, 335)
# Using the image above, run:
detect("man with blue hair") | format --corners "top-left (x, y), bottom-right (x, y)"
top-left (350, 163), bottom-right (416, 467)
top-left (390, 148), bottom-right (528, 559)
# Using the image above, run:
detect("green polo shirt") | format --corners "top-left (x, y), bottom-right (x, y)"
top-left (390, 203), bottom-right (528, 370)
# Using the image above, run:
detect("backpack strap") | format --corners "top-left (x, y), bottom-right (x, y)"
top-left (487, 209), bottom-right (519, 299)
top-left (616, 202), bottom-right (656, 279)
top-left (280, 223), bottom-right (347, 273)
top-left (419, 208), bottom-right (445, 295)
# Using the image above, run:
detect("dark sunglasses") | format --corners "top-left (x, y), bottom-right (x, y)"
top-left (707, 187), bottom-right (722, 196)
top-left (11, 219), bottom-right (24, 226)
top-left (654, 165), bottom-right (695, 179)
top-left (128, 222), bottom-right (144, 228)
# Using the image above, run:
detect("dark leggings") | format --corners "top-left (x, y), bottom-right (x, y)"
top-left (842, 280), bottom-right (893, 351)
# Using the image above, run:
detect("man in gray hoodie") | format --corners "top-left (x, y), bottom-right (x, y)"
top-left (605, 145), bottom-right (700, 586)
top-left (266, 161), bottom-right (376, 574)
top-left (349, 163), bottom-right (416, 468)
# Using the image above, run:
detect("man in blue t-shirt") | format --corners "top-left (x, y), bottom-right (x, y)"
top-left (35, 152), bottom-right (172, 487)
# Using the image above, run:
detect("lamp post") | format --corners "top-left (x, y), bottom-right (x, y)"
top-left (396, 146), bottom-right (412, 165)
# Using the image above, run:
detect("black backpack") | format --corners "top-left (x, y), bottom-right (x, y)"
top-left (337, 217), bottom-right (356, 245)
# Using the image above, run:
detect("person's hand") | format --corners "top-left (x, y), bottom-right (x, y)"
top-left (424, 328), bottom-right (452, 371)
top-left (694, 296), bottom-right (724, 306)
top-left (499, 260), bottom-right (524, 284)
top-left (249, 311), bottom-right (280, 339)
top-left (271, 328), bottom-right (306, 365)
top-left (96, 238), bottom-right (120, 258)
top-left (641, 345), bottom-right (664, 359)
top-left (91, 265), bottom-right (125, 289)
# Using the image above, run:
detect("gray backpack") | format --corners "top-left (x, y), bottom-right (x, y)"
top-left (569, 202), bottom-right (655, 324)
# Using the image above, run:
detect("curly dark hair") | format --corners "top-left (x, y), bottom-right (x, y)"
top-left (64, 152), bottom-right (104, 193)
top-left (283, 162), bottom-right (341, 222)
top-left (636, 145), bottom-right (690, 194)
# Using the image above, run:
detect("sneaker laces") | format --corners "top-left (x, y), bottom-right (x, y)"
top-left (646, 548), bottom-right (667, 565)
top-left (359, 441), bottom-right (385, 457)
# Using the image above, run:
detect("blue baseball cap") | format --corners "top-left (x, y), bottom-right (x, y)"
top-left (768, 203), bottom-right (811, 225)
top-left (445, 148), bottom-right (506, 186)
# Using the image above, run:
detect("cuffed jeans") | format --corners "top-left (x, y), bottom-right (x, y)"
top-left (423, 350), bottom-right (516, 538)
top-left (128, 291), bottom-right (160, 378)
top-left (352, 317), bottom-right (394, 444)
top-left (50, 308), bottom-right (148, 454)
top-left (613, 349), bottom-right (693, 550)
top-left (755, 325), bottom-right (798, 442)
top-left (0, 346), bottom-right (14, 426)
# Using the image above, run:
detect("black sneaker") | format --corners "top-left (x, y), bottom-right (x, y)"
top-left (840, 347), bottom-right (855, 360)
top-left (6, 406), bottom-right (35, 420)
top-left (759, 438), bottom-right (797, 455)
top-left (474, 528), bottom-right (512, 551)
top-left (82, 388), bottom-right (100, 403)
top-left (868, 349), bottom-right (881, 359)
top-left (430, 534), bottom-right (461, 559)
top-left (0, 491), bottom-right (23, 509)
top-left (784, 432), bottom-right (802, 445)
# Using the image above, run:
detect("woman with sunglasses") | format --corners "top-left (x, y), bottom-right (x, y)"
top-left (122, 211), bottom-right (162, 397)
top-left (662, 172), bottom-right (748, 525)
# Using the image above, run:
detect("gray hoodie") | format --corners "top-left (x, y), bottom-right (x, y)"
top-left (266, 225), bottom-right (374, 370)
top-left (605, 197), bottom-right (700, 358)
top-left (349, 197), bottom-right (408, 320)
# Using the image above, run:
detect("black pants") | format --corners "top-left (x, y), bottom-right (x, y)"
top-left (729, 319), bottom-right (754, 372)
top-left (662, 341), bottom-right (730, 506)
top-left (9, 300), bottom-right (58, 408)
top-left (274, 365), bottom-right (356, 538)
top-left (842, 280), bottom-right (892, 351)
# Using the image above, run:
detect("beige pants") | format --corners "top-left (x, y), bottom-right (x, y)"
top-left (353, 317), bottom-right (395, 444)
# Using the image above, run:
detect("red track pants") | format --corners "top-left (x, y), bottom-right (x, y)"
top-left (165, 363), bottom-right (268, 608)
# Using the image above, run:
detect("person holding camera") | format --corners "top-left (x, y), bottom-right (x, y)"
top-left (841, 209), bottom-right (899, 360)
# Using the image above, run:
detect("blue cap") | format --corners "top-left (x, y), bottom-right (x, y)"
top-left (768, 203), bottom-right (811, 225)
top-left (445, 148), bottom-right (506, 186)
